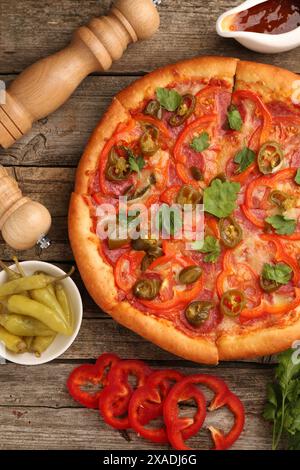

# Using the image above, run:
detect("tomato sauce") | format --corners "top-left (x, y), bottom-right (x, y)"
top-left (230, 0), bottom-right (300, 34)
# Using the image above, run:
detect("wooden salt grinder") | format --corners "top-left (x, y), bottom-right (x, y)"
top-left (0, 166), bottom-right (51, 251)
top-left (0, 0), bottom-right (160, 148)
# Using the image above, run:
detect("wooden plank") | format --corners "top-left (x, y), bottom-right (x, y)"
top-left (0, 363), bottom-right (274, 450)
top-left (1, 0), bottom-right (300, 76)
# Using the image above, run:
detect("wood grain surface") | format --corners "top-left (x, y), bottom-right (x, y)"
top-left (0, 0), bottom-right (295, 450)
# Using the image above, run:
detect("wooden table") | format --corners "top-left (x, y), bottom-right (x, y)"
top-left (1, 0), bottom-right (299, 450)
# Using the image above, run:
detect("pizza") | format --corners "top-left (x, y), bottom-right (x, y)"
top-left (69, 56), bottom-right (300, 365)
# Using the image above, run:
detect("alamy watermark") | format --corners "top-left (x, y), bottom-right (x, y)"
top-left (96, 197), bottom-right (205, 250)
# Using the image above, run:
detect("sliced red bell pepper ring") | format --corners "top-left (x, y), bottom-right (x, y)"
top-left (99, 359), bottom-right (152, 430)
top-left (163, 374), bottom-right (244, 450)
top-left (67, 353), bottom-right (120, 409)
top-left (140, 254), bottom-right (204, 312)
top-left (232, 89), bottom-right (272, 145)
top-left (173, 114), bottom-right (217, 164)
top-left (128, 369), bottom-right (184, 444)
top-left (209, 392), bottom-right (245, 450)
top-left (159, 185), bottom-right (182, 205)
top-left (133, 113), bottom-right (171, 139)
top-left (243, 167), bottom-right (299, 230)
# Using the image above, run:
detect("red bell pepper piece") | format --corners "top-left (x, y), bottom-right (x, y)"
top-left (208, 391), bottom-right (245, 450)
top-left (163, 374), bottom-right (245, 450)
top-left (67, 353), bottom-right (120, 409)
top-left (99, 359), bottom-right (152, 430)
top-left (128, 369), bottom-right (205, 444)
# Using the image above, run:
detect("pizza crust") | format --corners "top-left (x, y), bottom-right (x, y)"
top-left (69, 193), bottom-right (119, 312)
top-left (218, 314), bottom-right (300, 360)
top-left (69, 56), bottom-right (300, 365)
top-left (117, 56), bottom-right (239, 111)
top-left (110, 302), bottom-right (218, 365)
top-left (235, 60), bottom-right (300, 107)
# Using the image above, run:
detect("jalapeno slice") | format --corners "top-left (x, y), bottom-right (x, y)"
top-left (176, 185), bottom-right (202, 205)
top-left (178, 266), bottom-right (202, 284)
top-left (105, 146), bottom-right (131, 181)
top-left (108, 237), bottom-right (130, 250)
top-left (190, 166), bottom-right (204, 181)
top-left (131, 238), bottom-right (160, 252)
top-left (140, 125), bottom-right (160, 156)
top-left (185, 301), bottom-right (214, 327)
top-left (258, 141), bottom-right (283, 174)
top-left (219, 217), bottom-right (243, 248)
top-left (269, 190), bottom-right (295, 211)
top-left (259, 276), bottom-right (279, 293)
top-left (220, 289), bottom-right (246, 317)
top-left (169, 94), bottom-right (196, 127)
top-left (210, 172), bottom-right (227, 184)
top-left (144, 100), bottom-right (162, 119)
top-left (133, 279), bottom-right (161, 300)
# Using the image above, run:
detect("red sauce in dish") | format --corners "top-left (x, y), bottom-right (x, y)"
top-left (230, 0), bottom-right (300, 34)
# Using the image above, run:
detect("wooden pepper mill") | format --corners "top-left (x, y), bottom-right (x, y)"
top-left (0, 0), bottom-right (160, 148)
top-left (0, 166), bottom-right (51, 251)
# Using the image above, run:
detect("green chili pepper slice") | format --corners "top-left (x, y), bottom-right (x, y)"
top-left (140, 125), bottom-right (160, 156)
top-left (258, 141), bottom-right (283, 175)
top-left (190, 166), bottom-right (204, 181)
top-left (185, 301), bottom-right (214, 327)
top-left (144, 100), bottom-right (162, 119)
top-left (219, 217), bottom-right (243, 248)
top-left (269, 190), bottom-right (295, 211)
top-left (178, 266), bottom-right (202, 284)
top-left (105, 146), bottom-right (131, 181)
top-left (133, 279), bottom-right (161, 300)
top-left (169, 94), bottom-right (196, 127)
top-left (259, 276), bottom-right (279, 293)
top-left (220, 289), bottom-right (246, 317)
top-left (176, 185), bottom-right (202, 205)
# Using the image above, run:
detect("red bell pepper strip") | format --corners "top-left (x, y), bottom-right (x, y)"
top-left (163, 374), bottom-right (244, 450)
top-left (133, 113), bottom-right (171, 139)
top-left (128, 369), bottom-right (184, 444)
top-left (173, 114), bottom-right (217, 163)
top-left (99, 359), bottom-right (152, 430)
top-left (232, 89), bottom-right (272, 145)
top-left (67, 353), bottom-right (120, 409)
top-left (208, 392), bottom-right (245, 450)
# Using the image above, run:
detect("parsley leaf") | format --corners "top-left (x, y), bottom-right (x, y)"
top-left (198, 235), bottom-right (221, 263)
top-left (262, 262), bottom-right (292, 285)
top-left (128, 155), bottom-right (145, 175)
top-left (190, 132), bottom-right (210, 153)
top-left (227, 105), bottom-right (243, 131)
top-left (234, 146), bottom-right (256, 174)
top-left (156, 87), bottom-right (182, 112)
top-left (263, 348), bottom-right (300, 450)
top-left (203, 179), bottom-right (240, 218)
top-left (295, 169), bottom-right (300, 185)
top-left (266, 214), bottom-right (296, 235)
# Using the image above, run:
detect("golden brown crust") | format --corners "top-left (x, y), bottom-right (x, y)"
top-left (218, 315), bottom-right (300, 361)
top-left (74, 99), bottom-right (130, 194)
top-left (68, 193), bottom-right (119, 312)
top-left (117, 56), bottom-right (239, 111)
top-left (235, 60), bottom-right (300, 105)
top-left (70, 56), bottom-right (300, 364)
top-left (110, 302), bottom-right (218, 365)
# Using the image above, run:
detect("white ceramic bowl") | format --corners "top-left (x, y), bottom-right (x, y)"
top-left (216, 0), bottom-right (300, 54)
top-left (0, 260), bottom-right (83, 365)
